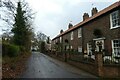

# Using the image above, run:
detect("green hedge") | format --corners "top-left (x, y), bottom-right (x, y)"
top-left (2, 42), bottom-right (9, 56)
top-left (19, 46), bottom-right (26, 52)
top-left (8, 44), bottom-right (19, 57)
top-left (2, 42), bottom-right (20, 57)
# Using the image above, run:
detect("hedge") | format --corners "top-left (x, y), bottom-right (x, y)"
top-left (2, 42), bottom-right (20, 57)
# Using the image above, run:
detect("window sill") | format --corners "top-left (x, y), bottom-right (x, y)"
top-left (78, 36), bottom-right (82, 38)
top-left (110, 25), bottom-right (120, 29)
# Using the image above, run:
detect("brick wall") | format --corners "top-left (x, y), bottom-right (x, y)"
top-left (83, 8), bottom-right (120, 55)
top-left (102, 65), bottom-right (119, 77)
top-left (62, 30), bottom-right (82, 51)
top-left (68, 60), bottom-right (97, 76)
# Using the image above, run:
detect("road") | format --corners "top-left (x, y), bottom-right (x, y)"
top-left (20, 52), bottom-right (97, 78)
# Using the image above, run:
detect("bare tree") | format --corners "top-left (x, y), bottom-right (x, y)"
top-left (31, 31), bottom-right (48, 51)
top-left (0, 0), bottom-right (35, 30)
top-left (0, 0), bottom-right (35, 52)
top-left (36, 31), bottom-right (47, 42)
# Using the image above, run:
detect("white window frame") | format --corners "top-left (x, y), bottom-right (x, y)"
top-left (87, 43), bottom-right (95, 59)
top-left (87, 43), bottom-right (92, 55)
top-left (60, 37), bottom-right (62, 43)
top-left (111, 39), bottom-right (120, 57)
top-left (66, 45), bottom-right (69, 50)
top-left (110, 10), bottom-right (120, 29)
top-left (71, 46), bottom-right (73, 49)
top-left (71, 31), bottom-right (73, 40)
top-left (78, 28), bottom-right (82, 38)
top-left (78, 46), bottom-right (82, 53)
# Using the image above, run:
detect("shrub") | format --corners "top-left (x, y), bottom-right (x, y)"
top-left (2, 42), bottom-right (9, 57)
top-left (41, 41), bottom-right (46, 53)
top-left (2, 42), bottom-right (20, 57)
top-left (104, 59), bottom-right (111, 64)
top-left (19, 46), bottom-right (26, 52)
top-left (93, 29), bottom-right (102, 38)
top-left (8, 44), bottom-right (19, 57)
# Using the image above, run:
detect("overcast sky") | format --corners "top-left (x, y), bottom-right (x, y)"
top-left (0, 0), bottom-right (119, 39)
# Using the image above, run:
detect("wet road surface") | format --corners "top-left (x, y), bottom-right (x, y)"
top-left (20, 52), bottom-right (97, 78)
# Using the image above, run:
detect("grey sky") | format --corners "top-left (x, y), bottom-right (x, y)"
top-left (0, 0), bottom-right (119, 39)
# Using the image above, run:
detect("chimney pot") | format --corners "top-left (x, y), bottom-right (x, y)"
top-left (83, 13), bottom-right (89, 21)
top-left (60, 29), bottom-right (63, 34)
top-left (92, 7), bottom-right (98, 16)
top-left (68, 23), bottom-right (73, 29)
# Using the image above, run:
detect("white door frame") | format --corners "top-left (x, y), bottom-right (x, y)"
top-left (93, 37), bottom-right (105, 52)
top-left (95, 40), bottom-right (104, 52)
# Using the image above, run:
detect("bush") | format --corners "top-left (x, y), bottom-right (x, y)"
top-left (2, 42), bottom-right (20, 57)
top-left (93, 29), bottom-right (102, 38)
top-left (104, 59), bottom-right (111, 64)
top-left (8, 44), bottom-right (19, 57)
top-left (41, 41), bottom-right (46, 53)
top-left (19, 46), bottom-right (26, 52)
top-left (2, 42), bottom-right (9, 56)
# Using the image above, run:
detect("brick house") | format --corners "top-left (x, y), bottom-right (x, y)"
top-left (52, 1), bottom-right (120, 60)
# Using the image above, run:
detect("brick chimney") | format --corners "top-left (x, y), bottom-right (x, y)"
top-left (60, 29), bottom-right (63, 34)
top-left (83, 13), bottom-right (89, 21)
top-left (92, 7), bottom-right (98, 16)
top-left (68, 23), bottom-right (73, 29)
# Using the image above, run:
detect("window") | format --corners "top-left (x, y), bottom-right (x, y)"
top-left (60, 37), bottom-right (62, 43)
top-left (112, 39), bottom-right (120, 56)
top-left (66, 45), bottom-right (69, 50)
top-left (55, 39), bottom-right (57, 43)
top-left (53, 40), bottom-right (55, 44)
top-left (87, 43), bottom-right (92, 55)
top-left (71, 31), bottom-right (73, 40)
top-left (110, 10), bottom-right (120, 29)
top-left (78, 28), bottom-right (82, 38)
top-left (78, 46), bottom-right (82, 53)
top-left (70, 46), bottom-right (73, 49)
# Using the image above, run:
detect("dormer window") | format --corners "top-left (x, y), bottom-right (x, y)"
top-left (110, 10), bottom-right (120, 29)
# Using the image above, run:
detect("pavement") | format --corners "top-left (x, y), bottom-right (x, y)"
top-left (20, 52), bottom-right (97, 78)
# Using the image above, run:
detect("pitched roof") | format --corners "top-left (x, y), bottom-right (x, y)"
top-left (52, 1), bottom-right (120, 40)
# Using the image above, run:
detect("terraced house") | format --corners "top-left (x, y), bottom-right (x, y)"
top-left (52, 1), bottom-right (120, 61)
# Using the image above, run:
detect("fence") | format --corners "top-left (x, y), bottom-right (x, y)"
top-left (48, 50), bottom-right (120, 77)
top-left (50, 50), bottom-right (120, 64)
top-left (103, 55), bottom-right (120, 65)
top-left (69, 52), bottom-right (95, 64)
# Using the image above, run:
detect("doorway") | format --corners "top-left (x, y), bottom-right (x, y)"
top-left (95, 40), bottom-right (104, 52)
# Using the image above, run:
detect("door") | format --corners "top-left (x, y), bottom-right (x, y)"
top-left (95, 40), bottom-right (104, 52)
